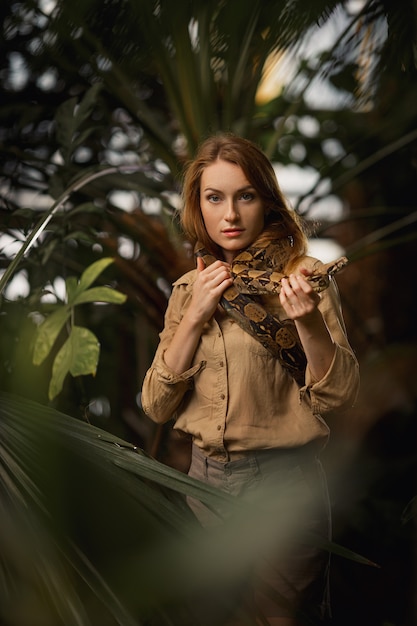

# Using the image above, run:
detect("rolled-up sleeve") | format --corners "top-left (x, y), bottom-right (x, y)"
top-left (141, 272), bottom-right (206, 424)
top-left (301, 278), bottom-right (360, 416)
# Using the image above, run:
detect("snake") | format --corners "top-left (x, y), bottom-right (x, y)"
top-left (195, 238), bottom-right (348, 385)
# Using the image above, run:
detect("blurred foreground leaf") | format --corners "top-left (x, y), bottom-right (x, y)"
top-left (0, 392), bottom-right (377, 625)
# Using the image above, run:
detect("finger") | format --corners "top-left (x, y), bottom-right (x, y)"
top-left (196, 256), bottom-right (206, 273)
top-left (279, 278), bottom-right (294, 307)
top-left (280, 276), bottom-right (306, 306)
top-left (214, 266), bottom-right (232, 289)
top-left (295, 275), bottom-right (320, 305)
top-left (280, 276), bottom-right (295, 298)
top-left (289, 273), bottom-right (312, 295)
top-left (210, 261), bottom-right (231, 281)
top-left (284, 273), bottom-right (316, 300)
top-left (289, 275), bottom-right (321, 311)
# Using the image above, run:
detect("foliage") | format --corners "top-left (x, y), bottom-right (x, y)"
top-left (1, 0), bottom-right (416, 372)
top-left (1, 390), bottom-right (376, 625)
top-left (31, 257), bottom-right (126, 400)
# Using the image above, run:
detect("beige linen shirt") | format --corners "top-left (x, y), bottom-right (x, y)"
top-left (141, 256), bottom-right (359, 462)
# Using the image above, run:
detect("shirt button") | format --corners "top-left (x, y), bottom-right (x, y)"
top-left (220, 393), bottom-right (225, 400)
top-left (217, 425), bottom-right (222, 431)
top-left (219, 361), bottom-right (224, 367)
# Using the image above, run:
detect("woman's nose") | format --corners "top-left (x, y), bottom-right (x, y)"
top-left (224, 198), bottom-right (239, 221)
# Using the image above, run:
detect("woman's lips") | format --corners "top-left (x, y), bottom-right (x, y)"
top-left (222, 229), bottom-right (244, 238)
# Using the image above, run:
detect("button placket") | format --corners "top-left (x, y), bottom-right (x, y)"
top-left (212, 318), bottom-right (228, 452)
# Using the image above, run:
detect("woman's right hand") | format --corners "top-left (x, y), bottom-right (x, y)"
top-left (162, 257), bottom-right (233, 374)
top-left (186, 256), bottom-right (233, 326)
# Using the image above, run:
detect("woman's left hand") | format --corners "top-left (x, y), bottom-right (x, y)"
top-left (279, 269), bottom-right (321, 321)
top-left (280, 268), bottom-right (335, 380)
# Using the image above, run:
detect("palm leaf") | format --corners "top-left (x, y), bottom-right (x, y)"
top-left (0, 391), bottom-right (377, 625)
top-left (0, 391), bottom-right (242, 624)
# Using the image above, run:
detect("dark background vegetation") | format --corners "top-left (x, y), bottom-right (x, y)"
top-left (0, 1), bottom-right (416, 624)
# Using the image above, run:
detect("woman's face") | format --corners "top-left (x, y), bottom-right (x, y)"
top-left (199, 159), bottom-right (266, 263)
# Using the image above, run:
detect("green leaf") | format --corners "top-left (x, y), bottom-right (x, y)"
top-left (402, 496), bottom-right (417, 524)
top-left (72, 286), bottom-right (127, 306)
top-left (76, 258), bottom-right (114, 294)
top-left (67, 202), bottom-right (104, 217)
top-left (63, 230), bottom-right (98, 245)
top-left (54, 84), bottom-right (102, 164)
top-left (49, 336), bottom-right (72, 400)
top-left (68, 327), bottom-right (100, 377)
top-left (33, 307), bottom-right (71, 366)
top-left (70, 126), bottom-right (97, 150)
top-left (49, 326), bottom-right (100, 400)
top-left (74, 83), bottom-right (102, 127)
top-left (54, 96), bottom-right (78, 163)
top-left (65, 277), bottom-right (78, 304)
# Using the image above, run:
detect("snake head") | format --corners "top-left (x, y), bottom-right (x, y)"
top-left (327, 256), bottom-right (349, 275)
top-left (308, 274), bottom-right (330, 292)
top-left (308, 256), bottom-right (348, 292)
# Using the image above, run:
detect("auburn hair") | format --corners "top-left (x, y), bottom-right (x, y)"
top-left (180, 133), bottom-right (309, 269)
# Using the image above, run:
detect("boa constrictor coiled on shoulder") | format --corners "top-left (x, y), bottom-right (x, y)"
top-left (195, 237), bottom-right (348, 385)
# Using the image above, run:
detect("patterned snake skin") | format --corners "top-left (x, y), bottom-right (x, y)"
top-left (195, 238), bottom-right (348, 385)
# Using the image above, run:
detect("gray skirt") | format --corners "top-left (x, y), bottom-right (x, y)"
top-left (187, 443), bottom-right (332, 623)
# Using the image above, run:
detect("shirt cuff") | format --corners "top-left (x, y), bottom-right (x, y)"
top-left (154, 352), bottom-right (206, 384)
top-left (301, 344), bottom-right (359, 413)
top-left (304, 344), bottom-right (338, 388)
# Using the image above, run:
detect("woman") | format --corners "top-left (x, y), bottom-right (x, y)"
top-left (141, 134), bottom-right (359, 625)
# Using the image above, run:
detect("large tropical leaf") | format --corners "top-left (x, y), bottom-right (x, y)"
top-left (0, 391), bottom-right (376, 625)
top-left (0, 391), bottom-right (241, 625)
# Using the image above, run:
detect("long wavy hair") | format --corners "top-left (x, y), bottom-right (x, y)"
top-left (181, 133), bottom-right (309, 269)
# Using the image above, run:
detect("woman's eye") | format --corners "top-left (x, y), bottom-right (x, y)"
top-left (240, 192), bottom-right (254, 201)
top-left (208, 194), bottom-right (220, 203)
